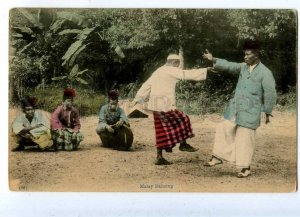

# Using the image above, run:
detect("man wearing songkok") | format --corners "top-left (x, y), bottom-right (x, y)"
top-left (202, 40), bottom-right (277, 178)
top-left (96, 90), bottom-right (133, 151)
top-left (11, 96), bottom-right (53, 151)
top-left (133, 54), bottom-right (209, 165)
top-left (51, 88), bottom-right (84, 151)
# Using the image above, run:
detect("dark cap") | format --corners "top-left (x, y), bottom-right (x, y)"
top-left (21, 96), bottom-right (37, 109)
top-left (63, 88), bottom-right (76, 100)
top-left (108, 90), bottom-right (119, 100)
top-left (243, 40), bottom-right (260, 50)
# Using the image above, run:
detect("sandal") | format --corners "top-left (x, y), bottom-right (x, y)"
top-left (165, 147), bottom-right (173, 153)
top-left (237, 168), bottom-right (251, 178)
top-left (12, 145), bottom-right (25, 152)
top-left (179, 143), bottom-right (199, 152)
top-left (155, 158), bottom-right (173, 165)
top-left (204, 156), bottom-right (223, 167)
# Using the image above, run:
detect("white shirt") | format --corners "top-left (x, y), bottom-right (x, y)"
top-left (249, 63), bottom-right (259, 73)
top-left (134, 65), bottom-right (207, 112)
top-left (12, 110), bottom-right (50, 137)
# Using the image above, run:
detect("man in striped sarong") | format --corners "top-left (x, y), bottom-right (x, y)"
top-left (51, 88), bottom-right (84, 151)
top-left (133, 54), bottom-right (209, 165)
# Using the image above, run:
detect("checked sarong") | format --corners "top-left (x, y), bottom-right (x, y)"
top-left (153, 109), bottom-right (194, 149)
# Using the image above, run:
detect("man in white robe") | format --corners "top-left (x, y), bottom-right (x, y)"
top-left (12, 96), bottom-right (53, 151)
top-left (133, 54), bottom-right (209, 165)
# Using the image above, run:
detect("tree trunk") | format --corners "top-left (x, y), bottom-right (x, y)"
top-left (179, 45), bottom-right (184, 69)
top-left (41, 78), bottom-right (45, 89)
top-left (176, 9), bottom-right (184, 69)
top-left (18, 78), bottom-right (23, 99)
top-left (17, 77), bottom-right (22, 99)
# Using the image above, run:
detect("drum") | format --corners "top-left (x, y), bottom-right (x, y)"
top-left (99, 125), bottom-right (133, 151)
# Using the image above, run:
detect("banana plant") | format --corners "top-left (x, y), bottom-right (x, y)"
top-left (52, 64), bottom-right (88, 86)
top-left (59, 26), bottom-right (125, 68)
top-left (10, 8), bottom-right (89, 96)
top-left (11, 9), bottom-right (87, 55)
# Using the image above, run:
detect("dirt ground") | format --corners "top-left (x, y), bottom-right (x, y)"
top-left (8, 108), bottom-right (297, 192)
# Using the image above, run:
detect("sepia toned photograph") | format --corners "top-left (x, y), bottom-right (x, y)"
top-left (8, 8), bottom-right (297, 192)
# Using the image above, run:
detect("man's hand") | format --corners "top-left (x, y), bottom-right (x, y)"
top-left (32, 123), bottom-right (44, 129)
top-left (23, 133), bottom-right (32, 139)
top-left (23, 123), bottom-right (43, 132)
top-left (202, 49), bottom-right (214, 61)
top-left (265, 113), bottom-right (273, 124)
top-left (207, 67), bottom-right (218, 73)
top-left (71, 132), bottom-right (77, 141)
top-left (106, 125), bottom-right (115, 133)
top-left (115, 120), bottom-right (124, 128)
top-left (130, 100), bottom-right (138, 108)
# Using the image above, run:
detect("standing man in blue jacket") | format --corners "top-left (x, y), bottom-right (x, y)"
top-left (202, 41), bottom-right (277, 178)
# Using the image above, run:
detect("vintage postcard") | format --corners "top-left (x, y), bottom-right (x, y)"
top-left (8, 8), bottom-right (297, 192)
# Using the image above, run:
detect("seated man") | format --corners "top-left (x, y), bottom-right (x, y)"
top-left (51, 88), bottom-right (84, 151)
top-left (11, 96), bottom-right (53, 151)
top-left (96, 90), bottom-right (133, 151)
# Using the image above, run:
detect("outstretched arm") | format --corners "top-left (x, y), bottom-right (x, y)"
top-left (182, 68), bottom-right (207, 81)
top-left (203, 49), bottom-right (242, 74)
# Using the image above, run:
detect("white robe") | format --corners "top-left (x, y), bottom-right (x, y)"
top-left (11, 110), bottom-right (53, 149)
top-left (12, 110), bottom-right (50, 137)
top-left (213, 120), bottom-right (256, 168)
top-left (134, 65), bottom-right (207, 112)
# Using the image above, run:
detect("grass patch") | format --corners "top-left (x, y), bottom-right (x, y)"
top-left (276, 86), bottom-right (297, 112)
top-left (15, 86), bottom-right (106, 117)
top-left (11, 84), bottom-right (296, 117)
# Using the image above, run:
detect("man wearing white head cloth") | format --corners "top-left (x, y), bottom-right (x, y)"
top-left (133, 54), bottom-right (210, 165)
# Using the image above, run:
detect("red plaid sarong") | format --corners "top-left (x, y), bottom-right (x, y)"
top-left (153, 109), bottom-right (194, 149)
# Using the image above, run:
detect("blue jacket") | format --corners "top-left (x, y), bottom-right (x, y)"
top-left (98, 104), bottom-right (129, 131)
top-left (214, 58), bottom-right (277, 129)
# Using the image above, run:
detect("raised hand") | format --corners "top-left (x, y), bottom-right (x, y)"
top-left (207, 67), bottom-right (218, 73)
top-left (202, 49), bottom-right (213, 61)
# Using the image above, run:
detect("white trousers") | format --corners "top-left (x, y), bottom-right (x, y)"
top-left (212, 120), bottom-right (256, 168)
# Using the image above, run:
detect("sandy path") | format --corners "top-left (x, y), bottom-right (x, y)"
top-left (9, 109), bottom-right (297, 192)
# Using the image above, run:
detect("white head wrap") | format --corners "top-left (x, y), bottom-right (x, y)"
top-left (167, 54), bottom-right (180, 60)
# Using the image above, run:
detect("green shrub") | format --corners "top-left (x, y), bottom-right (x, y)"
top-left (276, 86), bottom-right (297, 111)
top-left (17, 83), bottom-right (295, 117)
top-left (175, 75), bottom-right (236, 115)
top-left (176, 80), bottom-right (297, 115)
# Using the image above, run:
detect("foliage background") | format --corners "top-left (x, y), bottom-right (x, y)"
top-left (9, 9), bottom-right (297, 115)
